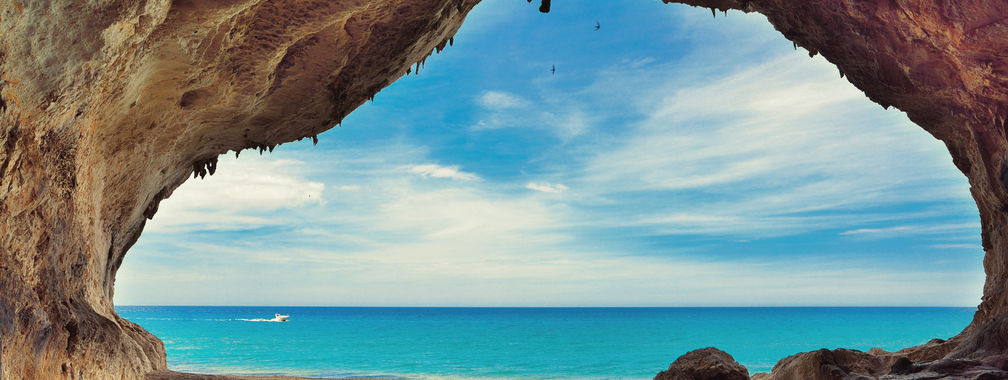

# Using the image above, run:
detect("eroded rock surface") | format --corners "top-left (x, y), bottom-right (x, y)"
top-left (655, 347), bottom-right (750, 380)
top-left (2, 0), bottom-right (1008, 379)
top-left (0, 0), bottom-right (477, 378)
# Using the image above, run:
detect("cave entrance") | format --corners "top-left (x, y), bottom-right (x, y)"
top-left (114, 0), bottom-right (982, 377)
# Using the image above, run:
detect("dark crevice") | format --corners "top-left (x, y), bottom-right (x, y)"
top-left (144, 187), bottom-right (169, 220)
top-left (65, 319), bottom-right (79, 356)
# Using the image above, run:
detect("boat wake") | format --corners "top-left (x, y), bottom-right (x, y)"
top-left (237, 314), bottom-right (289, 322)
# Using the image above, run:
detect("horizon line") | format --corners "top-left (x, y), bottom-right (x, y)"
top-left (114, 305), bottom-right (978, 308)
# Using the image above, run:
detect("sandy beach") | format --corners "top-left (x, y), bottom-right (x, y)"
top-left (146, 370), bottom-right (398, 380)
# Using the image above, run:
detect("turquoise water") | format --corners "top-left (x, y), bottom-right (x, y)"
top-left (117, 307), bottom-right (973, 379)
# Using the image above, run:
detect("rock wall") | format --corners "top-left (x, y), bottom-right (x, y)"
top-left (659, 0), bottom-right (1008, 378)
top-left (0, 0), bottom-right (478, 378)
top-left (670, 0), bottom-right (1008, 334)
top-left (2, 0), bottom-right (1007, 379)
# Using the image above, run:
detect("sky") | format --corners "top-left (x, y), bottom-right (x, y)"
top-left (115, 0), bottom-right (985, 307)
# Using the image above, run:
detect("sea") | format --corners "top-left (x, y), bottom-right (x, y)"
top-left (116, 306), bottom-right (974, 380)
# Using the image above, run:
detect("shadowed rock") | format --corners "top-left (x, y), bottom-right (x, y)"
top-left (758, 348), bottom-right (889, 380)
top-left (655, 347), bottom-right (750, 380)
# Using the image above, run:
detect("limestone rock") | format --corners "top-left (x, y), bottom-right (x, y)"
top-left (0, 0), bottom-right (478, 379)
top-left (4, 0), bottom-right (1008, 379)
top-left (655, 347), bottom-right (750, 380)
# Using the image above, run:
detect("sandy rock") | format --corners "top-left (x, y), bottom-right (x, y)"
top-left (0, 0), bottom-right (478, 379)
top-left (144, 369), bottom-right (400, 380)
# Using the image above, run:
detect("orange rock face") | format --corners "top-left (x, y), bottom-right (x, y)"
top-left (0, 0), bottom-right (477, 378)
top-left (1, 0), bottom-right (1007, 379)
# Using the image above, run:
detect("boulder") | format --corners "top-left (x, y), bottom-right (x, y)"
top-left (655, 347), bottom-right (750, 380)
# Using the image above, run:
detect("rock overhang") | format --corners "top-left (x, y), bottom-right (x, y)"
top-left (2, 0), bottom-right (1008, 379)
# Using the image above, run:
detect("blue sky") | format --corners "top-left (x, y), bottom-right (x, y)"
top-left (115, 0), bottom-right (984, 307)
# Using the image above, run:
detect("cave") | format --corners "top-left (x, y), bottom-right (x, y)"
top-left (1, 0), bottom-right (1007, 379)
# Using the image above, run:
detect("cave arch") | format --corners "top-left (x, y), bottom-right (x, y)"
top-left (1, 0), bottom-right (1006, 379)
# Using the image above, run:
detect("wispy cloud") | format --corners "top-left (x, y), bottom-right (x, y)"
top-left (526, 182), bottom-right (568, 193)
top-left (407, 164), bottom-right (480, 181)
top-left (470, 91), bottom-right (533, 131)
top-left (118, 229), bottom-right (984, 306)
top-left (470, 90), bottom-right (592, 138)
top-left (929, 244), bottom-right (982, 250)
top-left (118, 3), bottom-right (983, 308)
top-left (146, 156), bottom-right (324, 232)
top-left (841, 226), bottom-right (915, 236)
top-left (478, 91), bottom-right (530, 109)
top-left (576, 52), bottom-right (972, 239)
top-left (541, 110), bottom-right (592, 138)
top-left (377, 187), bottom-right (564, 240)
top-left (838, 223), bottom-right (979, 241)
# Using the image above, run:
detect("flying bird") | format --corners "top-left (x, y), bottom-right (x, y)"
top-left (551, 65), bottom-right (555, 75)
top-left (594, 21), bottom-right (600, 31)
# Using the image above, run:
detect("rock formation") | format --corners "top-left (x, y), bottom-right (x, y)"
top-left (654, 347), bottom-right (750, 380)
top-left (0, 0), bottom-right (477, 378)
top-left (648, 1), bottom-right (1008, 378)
top-left (1, 0), bottom-right (1008, 379)
top-left (655, 0), bottom-right (1008, 378)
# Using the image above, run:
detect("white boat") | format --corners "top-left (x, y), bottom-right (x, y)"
top-left (273, 313), bottom-right (289, 322)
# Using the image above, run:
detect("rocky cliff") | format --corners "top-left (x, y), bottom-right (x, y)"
top-left (0, 0), bottom-right (1006, 379)
top-left (0, 0), bottom-right (477, 378)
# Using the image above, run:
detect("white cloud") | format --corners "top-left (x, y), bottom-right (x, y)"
top-left (377, 186), bottom-right (564, 241)
top-left (118, 230), bottom-right (984, 306)
top-left (408, 164), bottom-right (480, 181)
top-left (526, 182), bottom-right (568, 193)
top-left (478, 90), bottom-right (530, 109)
top-left (471, 91), bottom-right (591, 138)
top-left (578, 52), bottom-right (972, 238)
top-left (837, 223), bottom-right (978, 241)
top-left (929, 244), bottom-right (982, 250)
top-left (118, 6), bottom-right (983, 308)
top-left (146, 156), bottom-right (324, 232)
top-left (841, 226), bottom-right (914, 236)
top-left (541, 110), bottom-right (592, 138)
